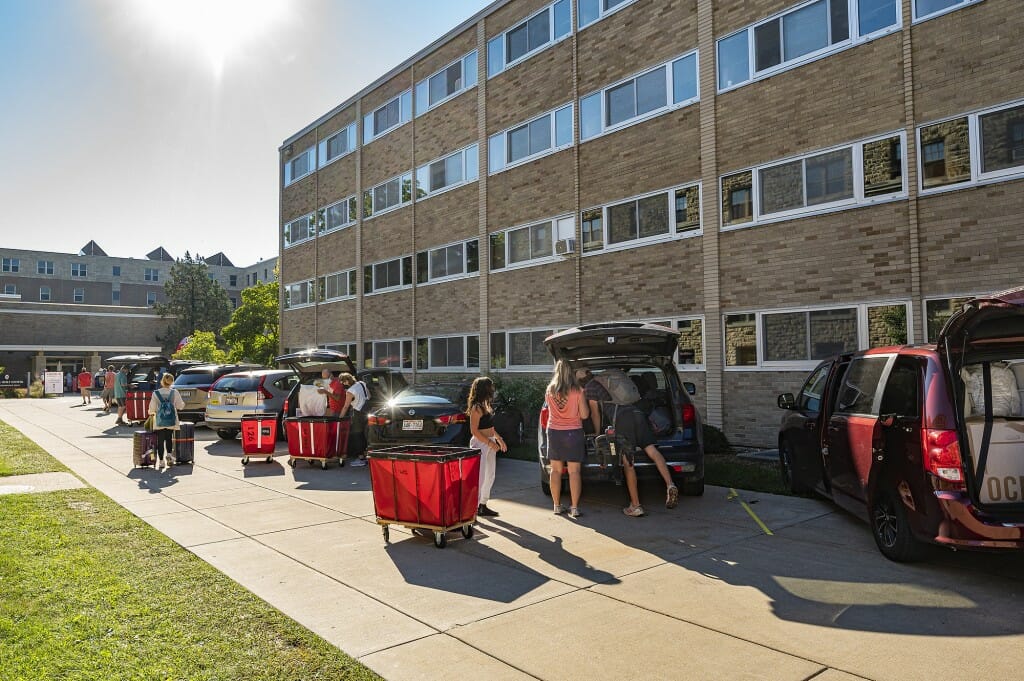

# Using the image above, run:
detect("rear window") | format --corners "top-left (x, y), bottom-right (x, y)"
top-left (174, 371), bottom-right (215, 386)
top-left (214, 375), bottom-right (261, 392)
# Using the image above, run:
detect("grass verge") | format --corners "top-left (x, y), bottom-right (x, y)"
top-left (0, 419), bottom-right (69, 477)
top-left (703, 452), bottom-right (790, 496)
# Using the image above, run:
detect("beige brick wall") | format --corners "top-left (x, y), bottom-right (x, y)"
top-left (713, 0), bottom-right (793, 37)
top-left (487, 151), bottom-right (576, 229)
top-left (487, 260), bottom-right (577, 329)
top-left (415, 276), bottom-right (481, 336)
top-left (318, 155), bottom-right (358, 208)
top-left (414, 95), bottom-right (478, 163)
top-left (415, 183), bottom-right (480, 249)
top-left (318, 227), bottom-right (358, 274)
top-left (279, 241), bottom-right (317, 286)
top-left (362, 210), bottom-right (413, 264)
top-left (724, 370), bottom-right (807, 447)
top-left (362, 70), bottom-right (413, 116)
top-left (317, 298), bottom-right (358, 343)
top-left (485, 40), bottom-right (573, 133)
top-left (361, 124), bottom-right (414, 189)
top-left (280, 305), bottom-right (317, 351)
top-left (362, 289), bottom-right (414, 339)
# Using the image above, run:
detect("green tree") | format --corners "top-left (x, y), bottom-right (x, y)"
top-left (221, 278), bottom-right (279, 366)
top-left (172, 331), bottom-right (228, 363)
top-left (155, 253), bottom-right (232, 352)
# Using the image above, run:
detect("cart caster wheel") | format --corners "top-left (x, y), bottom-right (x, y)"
top-left (288, 458), bottom-right (296, 468)
top-left (241, 457), bottom-right (249, 466)
top-left (461, 525), bottom-right (474, 539)
top-left (433, 531), bottom-right (447, 549)
top-left (265, 456), bottom-right (273, 463)
top-left (382, 526), bottom-right (390, 543)
top-left (321, 460), bottom-right (328, 470)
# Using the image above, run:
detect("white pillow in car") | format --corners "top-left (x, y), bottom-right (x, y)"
top-left (298, 384), bottom-right (327, 417)
top-left (962, 363), bottom-right (1020, 417)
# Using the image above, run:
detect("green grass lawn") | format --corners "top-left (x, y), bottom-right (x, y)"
top-left (0, 419), bottom-right (380, 681)
top-left (0, 420), bottom-right (69, 477)
top-left (703, 452), bottom-right (790, 496)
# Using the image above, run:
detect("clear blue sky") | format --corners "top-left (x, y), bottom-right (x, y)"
top-left (0, 0), bottom-right (491, 267)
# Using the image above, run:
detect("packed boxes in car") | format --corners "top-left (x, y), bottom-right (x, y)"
top-left (367, 446), bottom-right (480, 528)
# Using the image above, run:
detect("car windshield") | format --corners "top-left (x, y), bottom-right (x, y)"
top-left (214, 376), bottom-right (261, 393)
top-left (174, 372), bottom-right (215, 386)
top-left (394, 384), bottom-right (463, 404)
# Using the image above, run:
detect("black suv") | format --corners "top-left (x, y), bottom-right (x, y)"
top-left (538, 323), bottom-right (704, 496)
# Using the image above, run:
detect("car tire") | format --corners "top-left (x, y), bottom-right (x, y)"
top-left (680, 476), bottom-right (704, 496)
top-left (216, 429), bottom-right (239, 441)
top-left (778, 439), bottom-right (805, 494)
top-left (870, 488), bottom-right (925, 562)
top-left (541, 478), bottom-right (552, 496)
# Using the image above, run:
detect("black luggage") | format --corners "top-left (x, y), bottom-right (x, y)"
top-left (173, 422), bottom-right (195, 464)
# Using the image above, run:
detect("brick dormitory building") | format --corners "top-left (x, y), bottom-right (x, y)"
top-left (277, 0), bottom-right (1023, 446)
top-left (0, 241), bottom-right (276, 382)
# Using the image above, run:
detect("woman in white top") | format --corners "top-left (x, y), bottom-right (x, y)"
top-left (149, 373), bottom-right (185, 466)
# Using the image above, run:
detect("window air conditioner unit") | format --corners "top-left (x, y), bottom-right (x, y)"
top-left (555, 237), bottom-right (577, 256)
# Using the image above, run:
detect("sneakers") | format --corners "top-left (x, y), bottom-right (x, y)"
top-left (666, 485), bottom-right (679, 509)
top-left (568, 507), bottom-right (581, 519)
top-left (349, 458), bottom-right (367, 467)
top-left (478, 504), bottom-right (499, 517)
top-left (553, 504), bottom-right (566, 515)
top-left (623, 504), bottom-right (645, 517)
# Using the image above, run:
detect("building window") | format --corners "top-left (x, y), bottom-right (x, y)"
top-left (490, 217), bottom-right (574, 270)
top-left (363, 256), bottom-right (413, 295)
top-left (716, 0), bottom-right (899, 93)
top-left (675, 318), bottom-right (704, 368)
top-left (674, 185), bottom-right (701, 233)
top-left (490, 329), bottom-right (555, 369)
top-left (979, 103), bottom-right (1024, 175)
top-left (415, 145), bottom-right (479, 198)
top-left (284, 280), bottom-right (315, 309)
top-left (924, 296), bottom-right (974, 341)
top-left (322, 342), bottom-right (358, 359)
top-left (74, 288), bottom-right (85, 303)
top-left (229, 275), bottom-right (237, 287)
top-left (415, 51), bottom-right (478, 116)
top-left (283, 213), bottom-right (315, 248)
top-left (4, 284), bottom-right (16, 295)
top-left (582, 184), bottom-right (701, 253)
top-left (146, 291), bottom-right (156, 306)
top-left (317, 122), bottom-right (357, 167)
top-left (112, 266), bottom-right (121, 277)
top-left (370, 339), bottom-right (413, 369)
top-left (230, 297), bottom-right (238, 308)
top-left (362, 173), bottom-right (413, 218)
top-left (144, 267), bottom-right (159, 282)
top-left (913, 0), bottom-right (981, 22)
top-left (363, 90), bottom-right (412, 144)
top-left (70, 263), bottom-right (87, 277)
top-left (416, 240), bottom-right (479, 284)
top-left (580, 52), bottom-right (698, 140)
top-left (2, 257), bottom-right (20, 273)
top-left (578, 0), bottom-right (637, 29)
top-left (863, 136), bottom-right (903, 196)
top-left (318, 269), bottom-right (358, 302)
top-left (488, 103), bottom-right (573, 173)
top-left (581, 209), bottom-right (603, 253)
top-left (919, 118), bottom-right (970, 188)
top-left (721, 171), bottom-right (754, 226)
top-left (36, 260), bottom-right (53, 275)
top-left (725, 302), bottom-right (910, 369)
top-left (487, 0), bottom-right (571, 77)
top-left (111, 290), bottom-right (120, 305)
top-left (416, 335), bottom-right (480, 371)
top-left (39, 286), bottom-right (51, 302)
top-left (319, 196), bottom-right (359, 235)
top-left (284, 146), bottom-right (314, 186)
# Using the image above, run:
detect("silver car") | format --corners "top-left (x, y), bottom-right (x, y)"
top-left (205, 369), bottom-right (298, 440)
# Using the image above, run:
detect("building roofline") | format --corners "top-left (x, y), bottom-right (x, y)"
top-left (279, 0), bottom-right (510, 150)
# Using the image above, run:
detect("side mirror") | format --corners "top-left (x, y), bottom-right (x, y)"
top-left (683, 382), bottom-right (696, 396)
top-left (777, 393), bottom-right (796, 410)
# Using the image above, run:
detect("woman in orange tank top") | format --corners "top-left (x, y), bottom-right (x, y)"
top-left (545, 360), bottom-right (589, 518)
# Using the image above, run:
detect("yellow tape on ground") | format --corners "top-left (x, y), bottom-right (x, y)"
top-left (728, 488), bottom-right (774, 536)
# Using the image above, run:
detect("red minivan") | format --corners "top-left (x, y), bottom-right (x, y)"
top-left (778, 288), bottom-right (1024, 561)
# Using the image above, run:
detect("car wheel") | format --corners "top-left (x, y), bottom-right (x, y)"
top-left (216, 429), bottom-right (238, 440)
top-left (778, 439), bottom-right (804, 494)
top-left (870, 488), bottom-right (925, 562)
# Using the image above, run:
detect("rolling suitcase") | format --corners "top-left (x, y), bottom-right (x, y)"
top-left (173, 422), bottom-right (195, 464)
top-left (133, 430), bottom-right (158, 468)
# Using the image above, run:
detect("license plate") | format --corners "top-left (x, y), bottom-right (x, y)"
top-left (402, 419), bottom-right (423, 431)
top-left (225, 396), bottom-right (238, 405)
top-left (180, 390), bottom-right (192, 398)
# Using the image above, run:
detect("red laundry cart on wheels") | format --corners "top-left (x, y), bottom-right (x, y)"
top-left (125, 391), bottom-right (151, 425)
top-left (284, 416), bottom-right (349, 469)
top-left (367, 445), bottom-right (480, 548)
top-left (241, 413), bottom-right (279, 465)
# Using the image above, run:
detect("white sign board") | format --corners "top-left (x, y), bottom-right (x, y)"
top-left (44, 371), bottom-right (64, 395)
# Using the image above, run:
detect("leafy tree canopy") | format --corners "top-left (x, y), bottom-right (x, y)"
top-left (155, 252), bottom-right (231, 353)
top-left (172, 331), bottom-right (228, 364)
top-left (221, 278), bottom-right (279, 367)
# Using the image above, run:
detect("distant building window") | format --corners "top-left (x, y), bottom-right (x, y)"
top-left (147, 292), bottom-right (157, 306)
top-left (487, 0), bottom-right (570, 77)
top-left (284, 280), bottom-right (315, 309)
top-left (144, 267), bottom-right (159, 282)
top-left (2, 257), bottom-right (19, 273)
top-left (578, 0), bottom-right (637, 29)
top-left (37, 260), bottom-right (53, 275)
top-left (112, 266), bottom-right (121, 277)
top-left (230, 297), bottom-right (238, 308)
top-left (416, 239), bottom-right (479, 284)
top-left (322, 195), bottom-right (359, 233)
top-left (73, 288), bottom-right (84, 303)
top-left (488, 104), bottom-right (573, 173)
top-left (264, 269), bottom-right (268, 280)
top-left (363, 256), bottom-right (413, 295)
top-left (71, 263), bottom-right (87, 277)
top-left (112, 290), bottom-right (120, 304)
top-left (4, 284), bottom-right (16, 295)
top-left (415, 145), bottom-right (479, 198)
top-left (39, 286), bottom-right (51, 301)
top-left (317, 122), bottom-right (357, 167)
top-left (284, 146), bottom-right (315, 186)
top-left (283, 213), bottom-right (315, 248)
top-left (370, 339), bottom-right (414, 369)
top-left (363, 90), bottom-right (412, 144)
top-left (919, 117), bottom-right (970, 188)
top-left (318, 269), bottom-right (358, 301)
top-left (362, 173), bottom-right (413, 219)
top-left (246, 274), bottom-right (251, 286)
top-left (415, 50), bottom-right (478, 116)
top-left (229, 275), bottom-right (237, 287)
top-left (913, 0), bottom-right (978, 21)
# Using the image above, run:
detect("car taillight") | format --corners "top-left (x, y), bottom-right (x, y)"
top-left (923, 428), bottom-right (965, 485)
top-left (437, 413), bottom-right (467, 425)
top-left (539, 405), bottom-right (549, 430)
top-left (681, 403), bottom-right (695, 428)
top-left (368, 414), bottom-right (390, 426)
top-left (282, 398), bottom-right (289, 414)
top-left (257, 377), bottom-right (273, 402)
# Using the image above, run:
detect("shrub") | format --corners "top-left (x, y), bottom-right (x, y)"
top-left (493, 375), bottom-right (548, 414)
top-left (1, 388), bottom-right (19, 399)
top-left (28, 381), bottom-right (44, 398)
top-left (702, 423), bottom-right (732, 454)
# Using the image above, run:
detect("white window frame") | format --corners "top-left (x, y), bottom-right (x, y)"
top-left (488, 103), bottom-right (574, 174)
top-left (489, 214), bottom-right (573, 272)
top-left (577, 0), bottom-right (639, 30)
top-left (362, 172), bottom-right (413, 220)
top-left (4, 284), bottom-right (16, 296)
top-left (362, 90), bottom-right (413, 144)
top-left (490, 327), bottom-right (558, 371)
top-left (415, 51), bottom-right (478, 116)
top-left (283, 212), bottom-right (316, 248)
top-left (284, 146), bottom-right (315, 186)
top-left (318, 268), bottom-right (358, 304)
top-left (720, 130), bottom-right (907, 231)
top-left (723, 300), bottom-right (913, 371)
top-left (487, 0), bottom-right (572, 78)
top-left (416, 238), bottom-right (480, 286)
top-left (39, 286), bottom-right (51, 302)
top-left (917, 99), bottom-right (1024, 196)
top-left (1, 257), bottom-right (18, 273)
top-left (321, 342), bottom-right (358, 359)
top-left (417, 333), bottom-right (481, 372)
top-left (369, 338), bottom-right (414, 369)
top-left (671, 316), bottom-right (707, 371)
top-left (581, 182), bottom-right (703, 256)
top-left (912, 0), bottom-right (983, 23)
top-left (36, 260), bottom-right (53, 275)
top-left (320, 195), bottom-right (359, 235)
top-left (71, 288), bottom-right (84, 303)
top-left (317, 122), bottom-right (357, 168)
top-left (283, 279), bottom-right (316, 310)
top-left (415, 144), bottom-right (480, 200)
top-left (144, 268), bottom-right (159, 282)
top-left (147, 291), bottom-right (158, 306)
top-left (364, 255), bottom-right (414, 296)
top-left (70, 262), bottom-right (87, 278)
top-left (715, 0), bottom-right (903, 94)
top-left (580, 50), bottom-right (699, 142)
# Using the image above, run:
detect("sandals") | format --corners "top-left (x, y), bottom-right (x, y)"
top-left (623, 504), bottom-right (645, 517)
top-left (666, 485), bottom-right (679, 509)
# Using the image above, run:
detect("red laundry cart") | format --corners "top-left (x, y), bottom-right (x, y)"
top-left (241, 414), bottom-right (279, 465)
top-left (284, 416), bottom-right (349, 469)
top-left (125, 391), bottom-right (151, 425)
top-left (367, 445), bottom-right (480, 548)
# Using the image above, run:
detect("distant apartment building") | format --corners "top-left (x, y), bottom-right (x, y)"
top-left (0, 241), bottom-right (276, 379)
top-left (277, 0), bottom-right (1024, 446)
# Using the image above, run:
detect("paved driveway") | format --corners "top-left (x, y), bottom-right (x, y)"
top-left (3, 397), bottom-right (1024, 680)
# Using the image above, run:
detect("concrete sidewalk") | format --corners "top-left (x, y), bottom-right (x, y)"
top-left (3, 397), bottom-right (1024, 681)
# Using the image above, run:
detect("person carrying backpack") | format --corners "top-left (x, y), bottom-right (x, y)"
top-left (148, 374), bottom-right (185, 467)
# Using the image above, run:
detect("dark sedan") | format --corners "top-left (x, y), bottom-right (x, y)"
top-left (367, 382), bottom-right (525, 447)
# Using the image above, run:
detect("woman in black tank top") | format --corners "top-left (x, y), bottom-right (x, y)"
top-left (467, 377), bottom-right (505, 517)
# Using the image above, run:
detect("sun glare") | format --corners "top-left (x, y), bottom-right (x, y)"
top-left (129, 0), bottom-right (290, 77)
